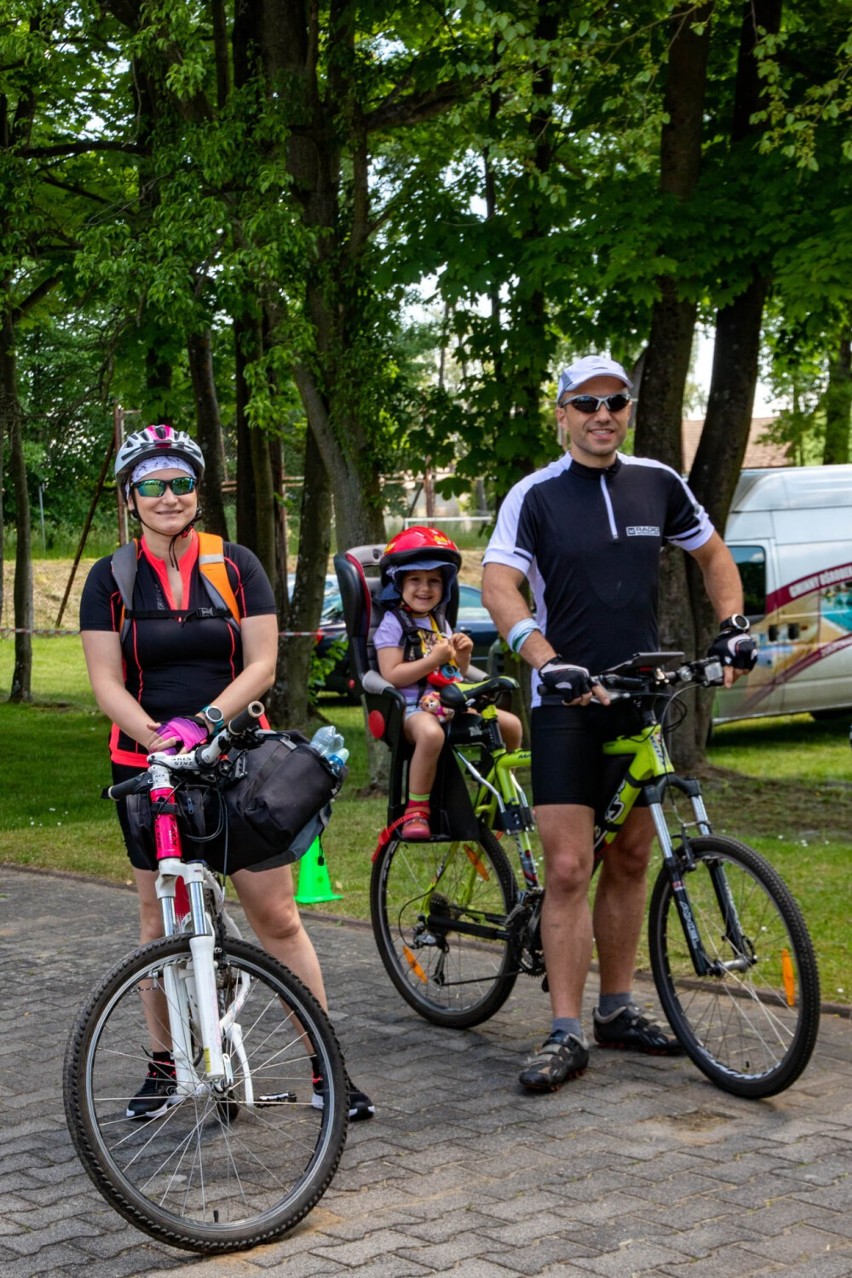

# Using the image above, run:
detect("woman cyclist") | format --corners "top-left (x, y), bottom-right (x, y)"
top-left (80, 424), bottom-right (374, 1122)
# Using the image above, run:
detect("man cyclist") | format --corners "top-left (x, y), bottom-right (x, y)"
top-left (482, 355), bottom-right (756, 1092)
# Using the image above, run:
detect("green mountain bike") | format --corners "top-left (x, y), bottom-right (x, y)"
top-left (370, 653), bottom-right (820, 1099)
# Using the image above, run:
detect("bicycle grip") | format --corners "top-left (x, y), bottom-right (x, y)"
top-left (196, 701), bottom-right (266, 763)
top-left (104, 774), bottom-right (151, 801)
top-left (226, 701), bottom-right (265, 735)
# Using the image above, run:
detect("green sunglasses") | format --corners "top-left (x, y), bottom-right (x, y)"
top-left (131, 476), bottom-right (198, 497)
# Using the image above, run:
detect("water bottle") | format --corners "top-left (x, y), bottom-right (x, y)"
top-left (309, 725), bottom-right (338, 757)
top-left (326, 746), bottom-right (349, 775)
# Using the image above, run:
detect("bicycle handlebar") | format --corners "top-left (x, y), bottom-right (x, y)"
top-left (105, 701), bottom-right (267, 801)
top-left (196, 701), bottom-right (265, 765)
top-left (538, 655), bottom-right (724, 704)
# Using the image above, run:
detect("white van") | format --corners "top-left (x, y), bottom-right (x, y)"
top-left (714, 464), bottom-right (852, 724)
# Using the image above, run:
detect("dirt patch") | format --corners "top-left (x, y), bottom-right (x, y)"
top-left (695, 762), bottom-right (852, 843)
top-left (2, 559), bottom-right (95, 632)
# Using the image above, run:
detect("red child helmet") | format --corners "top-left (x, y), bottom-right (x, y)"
top-left (379, 526), bottom-right (462, 590)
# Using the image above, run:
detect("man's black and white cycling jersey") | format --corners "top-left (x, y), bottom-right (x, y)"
top-left (483, 452), bottom-right (715, 705)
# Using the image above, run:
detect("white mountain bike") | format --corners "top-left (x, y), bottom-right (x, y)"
top-left (63, 704), bottom-right (348, 1254)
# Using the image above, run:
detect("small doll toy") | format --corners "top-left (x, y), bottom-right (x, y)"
top-left (418, 688), bottom-right (453, 720)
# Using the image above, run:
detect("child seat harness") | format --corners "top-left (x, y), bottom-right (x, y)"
top-left (390, 604), bottom-right (461, 689)
top-left (111, 533), bottom-right (241, 642)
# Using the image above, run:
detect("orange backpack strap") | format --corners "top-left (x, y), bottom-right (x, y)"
top-left (196, 532), bottom-right (241, 628)
top-left (111, 533), bottom-right (241, 642)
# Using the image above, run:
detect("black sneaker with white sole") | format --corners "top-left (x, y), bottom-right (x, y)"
top-left (126, 1052), bottom-right (178, 1120)
top-left (312, 1072), bottom-right (375, 1122)
top-left (593, 1003), bottom-right (683, 1055)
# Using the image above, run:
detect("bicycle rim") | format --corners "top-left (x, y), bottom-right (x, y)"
top-left (649, 835), bottom-right (820, 1098)
top-left (63, 936), bottom-right (348, 1253)
top-left (371, 824), bottom-right (519, 1028)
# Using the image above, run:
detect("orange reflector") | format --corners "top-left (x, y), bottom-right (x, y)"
top-left (781, 948), bottom-right (796, 1006)
top-left (464, 844), bottom-right (489, 879)
top-left (403, 946), bottom-right (427, 983)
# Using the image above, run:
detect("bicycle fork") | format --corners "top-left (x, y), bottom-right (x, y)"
top-left (154, 857), bottom-right (226, 1093)
top-left (649, 777), bottom-right (759, 981)
top-left (648, 778), bottom-right (721, 979)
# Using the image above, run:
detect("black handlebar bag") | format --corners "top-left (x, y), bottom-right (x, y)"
top-left (127, 731), bottom-right (346, 876)
top-left (211, 730), bottom-right (346, 872)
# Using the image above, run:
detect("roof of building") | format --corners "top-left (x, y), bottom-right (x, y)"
top-left (682, 417), bottom-right (792, 471)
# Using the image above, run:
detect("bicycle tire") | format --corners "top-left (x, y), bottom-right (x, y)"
top-left (648, 835), bottom-right (820, 1098)
top-left (64, 935), bottom-right (348, 1253)
top-left (371, 822), bottom-right (520, 1028)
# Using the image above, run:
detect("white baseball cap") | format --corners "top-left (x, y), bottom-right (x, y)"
top-left (557, 356), bottom-right (633, 400)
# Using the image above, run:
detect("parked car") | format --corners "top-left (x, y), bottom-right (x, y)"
top-left (314, 581), bottom-right (500, 699)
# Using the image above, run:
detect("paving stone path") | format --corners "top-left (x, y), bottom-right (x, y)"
top-left (1, 865), bottom-right (849, 1277)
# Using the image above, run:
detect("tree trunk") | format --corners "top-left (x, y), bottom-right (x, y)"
top-left (3, 311), bottom-right (33, 701)
top-left (188, 330), bottom-right (229, 538)
top-left (678, 0), bottom-right (782, 764)
top-left (632, 2), bottom-right (713, 769)
top-left (248, 413), bottom-right (277, 586)
top-left (233, 313), bottom-right (260, 553)
top-left (823, 335), bottom-right (851, 465)
top-left (267, 425), bottom-right (332, 729)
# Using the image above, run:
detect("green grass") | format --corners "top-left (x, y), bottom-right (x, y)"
top-left (1, 634), bottom-right (848, 1002)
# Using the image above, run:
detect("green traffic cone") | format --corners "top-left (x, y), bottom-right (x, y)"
top-left (294, 834), bottom-right (343, 904)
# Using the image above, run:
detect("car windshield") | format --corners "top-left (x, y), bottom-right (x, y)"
top-left (318, 580), bottom-right (490, 625)
top-left (458, 584), bottom-right (491, 620)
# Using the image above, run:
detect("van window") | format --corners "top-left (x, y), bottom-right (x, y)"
top-left (729, 545), bottom-right (766, 618)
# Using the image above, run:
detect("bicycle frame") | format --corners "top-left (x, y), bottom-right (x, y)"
top-left (135, 748), bottom-right (255, 1099)
top-left (594, 713), bottom-right (759, 982)
top-left (453, 706), bottom-right (539, 889)
top-left (449, 672), bottom-right (755, 985)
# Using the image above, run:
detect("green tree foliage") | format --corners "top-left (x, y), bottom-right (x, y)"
top-left (2, 0), bottom-right (850, 746)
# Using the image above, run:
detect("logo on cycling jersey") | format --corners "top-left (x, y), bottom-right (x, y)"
top-left (625, 525), bottom-right (660, 537)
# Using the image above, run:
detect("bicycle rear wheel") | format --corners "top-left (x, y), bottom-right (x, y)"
top-left (371, 824), bottom-right (519, 1028)
top-left (64, 936), bottom-right (347, 1253)
top-left (649, 835), bottom-right (820, 1098)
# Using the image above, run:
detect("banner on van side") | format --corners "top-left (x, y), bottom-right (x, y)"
top-left (718, 559), bottom-right (852, 720)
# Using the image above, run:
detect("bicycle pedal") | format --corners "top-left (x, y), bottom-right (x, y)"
top-left (255, 1091), bottom-right (297, 1105)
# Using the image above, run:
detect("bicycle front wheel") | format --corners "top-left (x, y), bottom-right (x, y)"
top-left (649, 835), bottom-right (820, 1098)
top-left (371, 824), bottom-right (520, 1028)
top-left (64, 936), bottom-right (348, 1253)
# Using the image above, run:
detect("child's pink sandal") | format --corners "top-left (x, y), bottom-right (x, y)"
top-left (401, 802), bottom-right (431, 840)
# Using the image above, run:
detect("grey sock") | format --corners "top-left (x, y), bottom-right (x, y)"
top-left (597, 993), bottom-right (632, 1020)
top-left (552, 1016), bottom-right (583, 1041)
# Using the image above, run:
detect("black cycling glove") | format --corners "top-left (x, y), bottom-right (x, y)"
top-left (707, 629), bottom-right (757, 671)
top-left (539, 657), bottom-right (593, 701)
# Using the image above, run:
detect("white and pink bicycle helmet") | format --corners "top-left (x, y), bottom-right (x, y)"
top-left (115, 424), bottom-right (205, 491)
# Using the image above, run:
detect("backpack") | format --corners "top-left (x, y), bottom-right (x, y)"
top-left (111, 532), bottom-right (241, 643)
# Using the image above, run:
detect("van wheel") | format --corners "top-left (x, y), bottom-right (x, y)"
top-left (810, 708), bottom-right (852, 722)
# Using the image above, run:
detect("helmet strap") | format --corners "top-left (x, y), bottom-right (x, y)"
top-left (134, 511), bottom-right (200, 564)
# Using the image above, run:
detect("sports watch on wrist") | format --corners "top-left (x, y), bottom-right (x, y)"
top-left (719, 614), bottom-right (750, 633)
top-left (201, 704), bottom-right (225, 731)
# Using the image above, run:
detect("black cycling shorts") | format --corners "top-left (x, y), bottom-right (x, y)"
top-left (530, 701), bottom-right (647, 810)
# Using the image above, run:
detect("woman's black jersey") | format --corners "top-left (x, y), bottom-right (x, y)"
top-left (80, 534), bottom-right (276, 764)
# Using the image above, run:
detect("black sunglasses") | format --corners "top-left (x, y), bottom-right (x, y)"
top-left (131, 476), bottom-right (198, 497)
top-left (558, 393), bottom-right (632, 414)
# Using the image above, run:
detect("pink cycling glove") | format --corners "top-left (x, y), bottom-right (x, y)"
top-left (158, 716), bottom-right (210, 755)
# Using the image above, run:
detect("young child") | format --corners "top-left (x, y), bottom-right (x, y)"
top-left (374, 527), bottom-right (522, 840)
